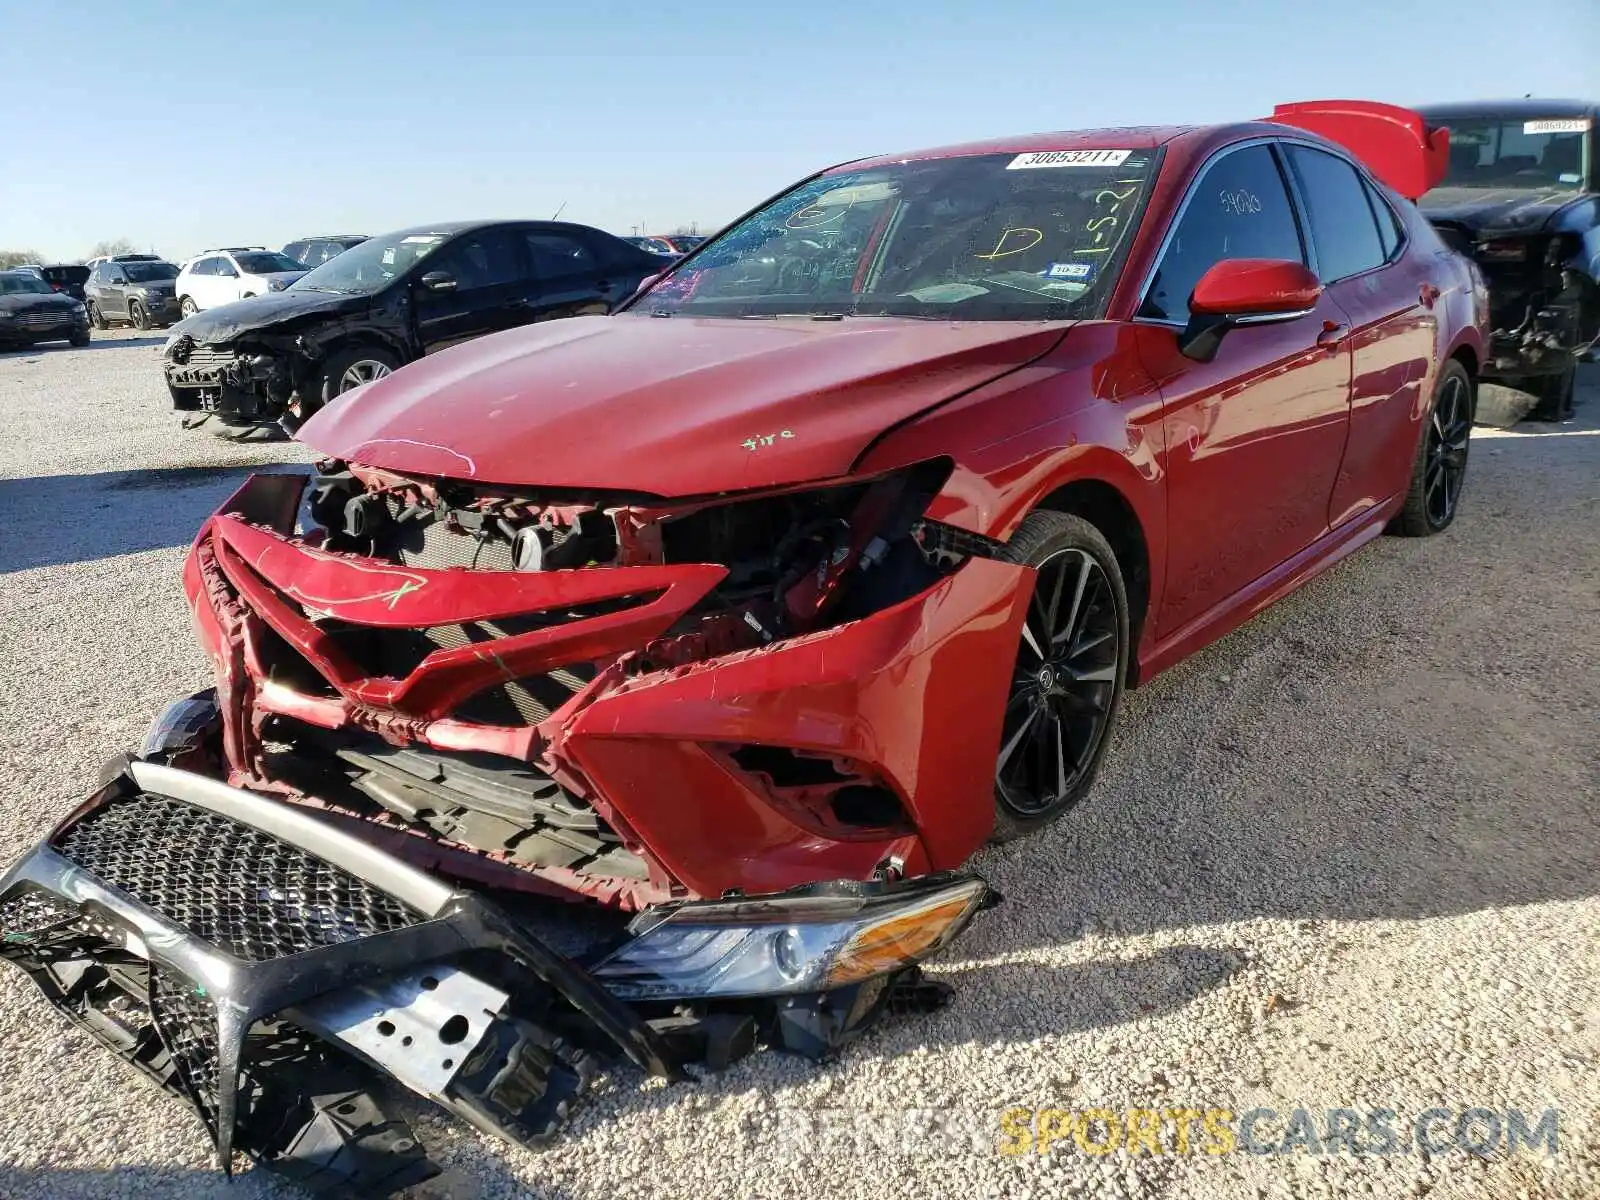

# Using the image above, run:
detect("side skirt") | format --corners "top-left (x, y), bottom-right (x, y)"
top-left (1137, 496), bottom-right (1401, 683)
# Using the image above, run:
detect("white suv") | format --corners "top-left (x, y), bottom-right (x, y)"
top-left (175, 248), bottom-right (308, 315)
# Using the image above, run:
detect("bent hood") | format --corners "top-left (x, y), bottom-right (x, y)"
top-left (169, 288), bottom-right (355, 345)
top-left (299, 314), bottom-right (1071, 495)
top-left (1419, 186), bottom-right (1582, 234)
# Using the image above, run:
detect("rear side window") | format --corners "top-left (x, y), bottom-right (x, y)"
top-left (1363, 179), bottom-right (1404, 262)
top-left (525, 232), bottom-right (597, 278)
top-left (283, 242), bottom-right (308, 264)
top-left (1139, 143), bottom-right (1304, 324)
top-left (1285, 146), bottom-right (1387, 282)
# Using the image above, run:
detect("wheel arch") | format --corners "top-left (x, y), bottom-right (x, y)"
top-left (1030, 476), bottom-right (1153, 683)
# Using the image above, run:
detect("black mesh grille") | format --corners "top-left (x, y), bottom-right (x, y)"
top-left (55, 793), bottom-right (424, 962)
top-left (0, 891), bottom-right (80, 937)
top-left (150, 967), bottom-right (221, 1129)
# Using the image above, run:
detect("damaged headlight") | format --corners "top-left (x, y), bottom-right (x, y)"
top-left (590, 875), bottom-right (989, 1000)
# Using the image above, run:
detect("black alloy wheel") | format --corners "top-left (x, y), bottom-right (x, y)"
top-left (992, 511), bottom-right (1129, 840)
top-left (129, 300), bottom-right (151, 331)
top-left (1395, 359), bottom-right (1473, 537)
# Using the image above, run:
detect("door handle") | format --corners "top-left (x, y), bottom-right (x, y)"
top-left (1316, 321), bottom-right (1350, 352)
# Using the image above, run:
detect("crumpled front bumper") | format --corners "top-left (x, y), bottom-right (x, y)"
top-left (186, 473), bottom-right (1033, 906)
top-left (0, 756), bottom-right (992, 1195)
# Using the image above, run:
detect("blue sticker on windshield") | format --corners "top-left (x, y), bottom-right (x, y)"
top-left (1041, 261), bottom-right (1096, 282)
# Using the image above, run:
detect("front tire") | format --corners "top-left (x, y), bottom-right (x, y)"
top-left (990, 511), bottom-right (1130, 842)
top-left (69, 330), bottom-right (90, 348)
top-left (316, 345), bottom-right (398, 408)
top-left (179, 296), bottom-right (198, 318)
top-left (1394, 359), bottom-right (1472, 536)
top-left (129, 300), bottom-right (151, 331)
top-left (1533, 365), bottom-right (1576, 421)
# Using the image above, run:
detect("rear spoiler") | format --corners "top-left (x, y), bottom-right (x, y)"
top-left (1265, 100), bottom-right (1450, 201)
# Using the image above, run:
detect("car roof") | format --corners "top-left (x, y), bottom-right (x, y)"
top-left (842, 126), bottom-right (1192, 170)
top-left (1415, 98), bottom-right (1598, 121)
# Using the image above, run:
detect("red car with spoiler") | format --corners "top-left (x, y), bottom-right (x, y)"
top-left (0, 101), bottom-right (1484, 1195)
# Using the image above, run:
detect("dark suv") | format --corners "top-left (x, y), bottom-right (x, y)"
top-left (281, 235), bottom-right (368, 268)
top-left (85, 259), bottom-right (182, 330)
top-left (1417, 98), bottom-right (1599, 418)
top-left (163, 219), bottom-right (664, 430)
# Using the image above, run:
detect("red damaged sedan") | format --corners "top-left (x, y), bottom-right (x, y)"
top-left (0, 102), bottom-right (1485, 1192)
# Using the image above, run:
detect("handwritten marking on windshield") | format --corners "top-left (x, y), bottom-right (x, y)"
top-left (975, 227), bottom-right (1044, 260)
top-left (742, 430), bottom-right (796, 451)
top-left (1072, 178), bottom-right (1146, 257)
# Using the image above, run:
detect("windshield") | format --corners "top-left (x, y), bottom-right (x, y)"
top-left (124, 262), bottom-right (178, 282)
top-left (290, 232), bottom-right (448, 295)
top-left (636, 148), bottom-right (1160, 320)
top-left (0, 273), bottom-right (53, 295)
top-left (1433, 118), bottom-right (1590, 190)
top-left (234, 251), bottom-right (304, 275)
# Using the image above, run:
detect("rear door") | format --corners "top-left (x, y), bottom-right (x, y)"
top-left (1282, 143), bottom-right (1438, 527)
top-left (185, 257), bottom-right (218, 309)
top-left (519, 227), bottom-right (613, 320)
top-left (412, 226), bottom-right (531, 353)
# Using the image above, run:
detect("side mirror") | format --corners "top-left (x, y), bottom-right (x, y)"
top-left (1178, 258), bottom-right (1322, 362)
top-left (419, 270), bottom-right (457, 293)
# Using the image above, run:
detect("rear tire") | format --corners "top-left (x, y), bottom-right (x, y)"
top-left (1393, 359), bottom-right (1472, 537)
top-left (87, 302), bottom-right (108, 330)
top-left (990, 510), bottom-right (1130, 842)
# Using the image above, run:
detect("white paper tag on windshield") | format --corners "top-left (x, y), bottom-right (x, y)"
top-left (1007, 149), bottom-right (1131, 170)
top-left (1523, 119), bottom-right (1589, 134)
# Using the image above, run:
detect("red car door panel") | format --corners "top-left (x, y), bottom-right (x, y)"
top-left (1141, 304), bottom-right (1352, 635)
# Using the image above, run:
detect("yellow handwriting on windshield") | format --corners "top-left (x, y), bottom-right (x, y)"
top-left (975, 227), bottom-right (1044, 260)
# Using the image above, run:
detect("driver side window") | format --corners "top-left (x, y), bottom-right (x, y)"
top-left (1140, 144), bottom-right (1304, 324)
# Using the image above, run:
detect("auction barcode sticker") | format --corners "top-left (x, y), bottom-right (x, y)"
top-left (1523, 119), bottom-right (1590, 134)
top-left (1007, 149), bottom-right (1131, 169)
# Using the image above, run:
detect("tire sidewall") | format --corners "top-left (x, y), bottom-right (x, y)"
top-left (318, 345), bottom-right (400, 409)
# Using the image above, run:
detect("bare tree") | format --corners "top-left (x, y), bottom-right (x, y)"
top-left (666, 223), bottom-right (704, 236)
top-left (0, 249), bottom-right (46, 270)
top-left (86, 238), bottom-right (138, 259)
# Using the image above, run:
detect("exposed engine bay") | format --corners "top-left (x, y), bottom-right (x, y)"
top-left (173, 456), bottom-right (1001, 912)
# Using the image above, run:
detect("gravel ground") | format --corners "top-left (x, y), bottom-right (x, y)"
top-left (0, 329), bottom-right (1594, 1200)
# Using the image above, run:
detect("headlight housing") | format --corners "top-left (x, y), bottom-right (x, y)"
top-left (589, 873), bottom-right (991, 1000)
top-left (268, 278), bottom-right (290, 291)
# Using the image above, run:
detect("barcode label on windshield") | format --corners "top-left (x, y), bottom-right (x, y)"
top-left (1007, 149), bottom-right (1132, 170)
top-left (1523, 119), bottom-right (1589, 134)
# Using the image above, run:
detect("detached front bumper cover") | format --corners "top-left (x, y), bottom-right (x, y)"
top-left (0, 758), bottom-right (992, 1196)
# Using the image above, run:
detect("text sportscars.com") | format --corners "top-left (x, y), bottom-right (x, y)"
top-left (742, 1105), bottom-right (1563, 1159)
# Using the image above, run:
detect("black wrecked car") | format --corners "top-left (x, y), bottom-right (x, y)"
top-left (163, 220), bottom-right (663, 431)
top-left (0, 270), bottom-right (91, 349)
top-left (1417, 98), bottom-right (1599, 419)
top-left (85, 258), bottom-right (183, 330)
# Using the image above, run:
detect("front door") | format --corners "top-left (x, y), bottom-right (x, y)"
top-left (1135, 141), bottom-right (1354, 636)
top-left (413, 227), bottom-right (531, 354)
